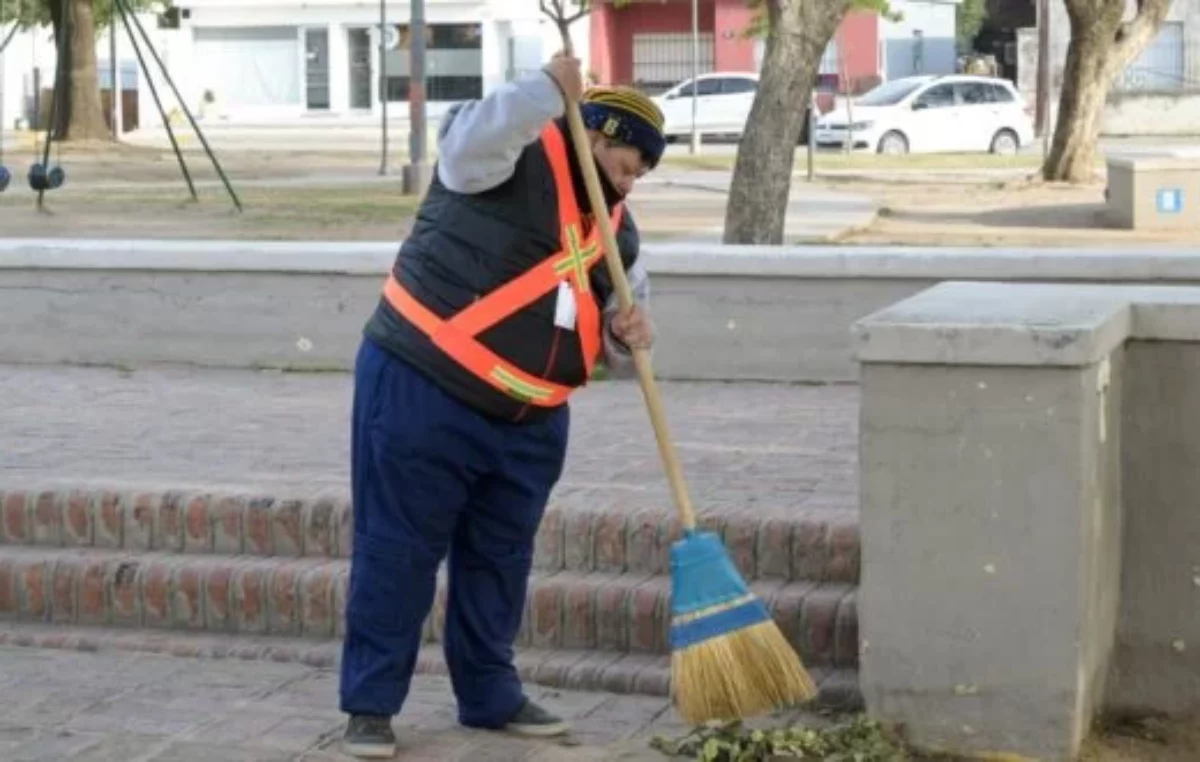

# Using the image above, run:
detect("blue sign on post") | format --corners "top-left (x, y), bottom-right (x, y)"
top-left (1157, 188), bottom-right (1184, 214)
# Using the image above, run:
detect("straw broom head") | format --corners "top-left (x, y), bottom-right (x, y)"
top-left (669, 531), bottom-right (818, 724)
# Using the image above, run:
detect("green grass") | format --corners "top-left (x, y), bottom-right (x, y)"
top-left (228, 185), bottom-right (426, 227)
top-left (46, 184), bottom-right (425, 229)
top-left (0, 183), bottom-right (427, 241)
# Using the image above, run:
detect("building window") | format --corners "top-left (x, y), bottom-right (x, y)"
top-left (1114, 21), bottom-right (1184, 93)
top-left (384, 23), bottom-right (483, 101)
top-left (631, 33), bottom-right (715, 94)
top-left (819, 40), bottom-right (840, 75)
top-left (816, 40), bottom-right (844, 75)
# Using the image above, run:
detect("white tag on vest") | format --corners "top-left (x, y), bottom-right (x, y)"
top-left (554, 281), bottom-right (577, 331)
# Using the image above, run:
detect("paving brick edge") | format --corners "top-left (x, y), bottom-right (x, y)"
top-left (0, 547), bottom-right (859, 668)
top-left (0, 487), bottom-right (861, 583)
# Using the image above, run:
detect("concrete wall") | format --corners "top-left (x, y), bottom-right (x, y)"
top-left (879, 0), bottom-right (959, 79)
top-left (1112, 340), bottom-right (1200, 715)
top-left (1103, 92), bottom-right (1200, 137)
top-left (1105, 154), bottom-right (1200, 230)
top-left (853, 282), bottom-right (1200, 759)
top-left (9, 240), bottom-right (1200, 380)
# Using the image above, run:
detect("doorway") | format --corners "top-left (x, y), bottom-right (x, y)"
top-left (305, 28), bottom-right (331, 110)
top-left (348, 28), bottom-right (372, 110)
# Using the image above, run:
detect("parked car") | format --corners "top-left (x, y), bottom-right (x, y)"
top-left (650, 71), bottom-right (829, 144)
top-left (813, 74), bottom-right (1035, 155)
top-left (651, 72), bottom-right (759, 140)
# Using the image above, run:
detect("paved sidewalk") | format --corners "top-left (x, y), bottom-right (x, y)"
top-left (628, 175), bottom-right (875, 243)
top-left (0, 364), bottom-right (860, 515)
top-left (0, 643), bottom-right (697, 761)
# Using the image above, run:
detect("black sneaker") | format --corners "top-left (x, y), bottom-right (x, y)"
top-left (342, 714), bottom-right (396, 759)
top-left (505, 699), bottom-right (570, 737)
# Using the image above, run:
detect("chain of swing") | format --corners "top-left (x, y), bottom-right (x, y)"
top-left (0, 0), bottom-right (12, 191)
top-left (1, 0), bottom-right (241, 210)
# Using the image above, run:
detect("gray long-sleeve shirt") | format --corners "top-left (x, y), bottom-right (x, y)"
top-left (434, 70), bottom-right (651, 376)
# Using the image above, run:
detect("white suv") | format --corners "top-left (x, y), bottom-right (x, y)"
top-left (814, 75), bottom-right (1035, 155)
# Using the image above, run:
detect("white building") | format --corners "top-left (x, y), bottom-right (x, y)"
top-left (149, 0), bottom-right (582, 122)
top-left (1, 1), bottom-right (585, 131)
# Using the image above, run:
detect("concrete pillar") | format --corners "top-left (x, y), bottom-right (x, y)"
top-left (1108, 339), bottom-right (1200, 716)
top-left (852, 281), bottom-right (1128, 760)
top-left (329, 23), bottom-right (350, 114)
top-left (588, 4), bottom-right (614, 83)
top-left (480, 15), bottom-right (504, 96)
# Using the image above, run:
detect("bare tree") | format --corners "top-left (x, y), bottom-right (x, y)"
top-left (724, 0), bottom-right (890, 244)
top-left (57, 0), bottom-right (109, 140)
top-left (1042, 0), bottom-right (1172, 182)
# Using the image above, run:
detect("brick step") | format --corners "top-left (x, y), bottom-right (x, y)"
top-left (0, 621), bottom-right (864, 709)
top-left (0, 487), bottom-right (860, 583)
top-left (0, 546), bottom-right (859, 668)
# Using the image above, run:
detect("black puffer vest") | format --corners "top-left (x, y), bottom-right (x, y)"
top-left (363, 118), bottom-right (640, 424)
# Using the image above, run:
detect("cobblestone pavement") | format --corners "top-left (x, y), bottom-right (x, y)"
top-left (0, 644), bottom-right (818, 762)
top-left (0, 365), bottom-right (859, 517)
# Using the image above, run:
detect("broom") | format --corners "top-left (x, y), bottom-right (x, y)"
top-left (539, 0), bottom-right (819, 724)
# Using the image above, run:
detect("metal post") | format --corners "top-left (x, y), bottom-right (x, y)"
top-left (806, 97), bottom-right (815, 182)
top-left (1038, 0), bottom-right (1052, 159)
top-left (110, 16), bottom-right (120, 139)
top-left (0, 22), bottom-right (5, 157)
top-left (378, 0), bottom-right (389, 176)
top-left (113, 0), bottom-right (197, 201)
top-left (402, 0), bottom-right (428, 193)
top-left (119, 0), bottom-right (242, 210)
top-left (688, 0), bottom-right (700, 154)
top-left (1035, 0), bottom-right (1049, 139)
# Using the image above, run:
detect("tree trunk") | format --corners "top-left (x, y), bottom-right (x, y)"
top-left (1042, 0), bottom-right (1172, 183)
top-left (1041, 27), bottom-right (1117, 182)
top-left (49, 0), bottom-right (72, 139)
top-left (723, 0), bottom-right (848, 244)
top-left (53, 0), bottom-right (109, 141)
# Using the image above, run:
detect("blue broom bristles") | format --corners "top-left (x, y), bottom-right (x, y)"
top-left (668, 530), bottom-right (772, 648)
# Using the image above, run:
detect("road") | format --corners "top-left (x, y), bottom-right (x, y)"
top-left (104, 123), bottom-right (1199, 158)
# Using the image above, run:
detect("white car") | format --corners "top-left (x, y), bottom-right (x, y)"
top-left (651, 72), bottom-right (759, 140)
top-left (814, 75), bottom-right (1035, 155)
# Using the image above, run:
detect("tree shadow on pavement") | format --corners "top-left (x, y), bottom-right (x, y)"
top-left (880, 202), bottom-right (1110, 230)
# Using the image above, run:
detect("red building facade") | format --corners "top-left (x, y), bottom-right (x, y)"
top-left (588, 0), bottom-right (884, 95)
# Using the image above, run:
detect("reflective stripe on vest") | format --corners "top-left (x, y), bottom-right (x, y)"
top-left (382, 123), bottom-right (625, 407)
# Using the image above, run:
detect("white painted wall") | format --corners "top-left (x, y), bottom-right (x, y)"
top-left (878, 0), bottom-right (960, 79)
top-left (1, 1), bottom-right (584, 132)
top-left (879, 0), bottom-right (961, 40)
top-left (159, 0), bottom-right (584, 122)
top-left (0, 23), bottom-right (53, 132)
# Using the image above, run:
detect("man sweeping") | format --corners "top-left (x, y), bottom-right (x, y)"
top-left (338, 52), bottom-right (665, 759)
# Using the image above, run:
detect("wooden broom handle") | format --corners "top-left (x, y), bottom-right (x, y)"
top-left (554, 29), bottom-right (698, 531)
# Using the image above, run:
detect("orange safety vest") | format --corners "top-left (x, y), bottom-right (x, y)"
top-left (382, 123), bottom-right (625, 408)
